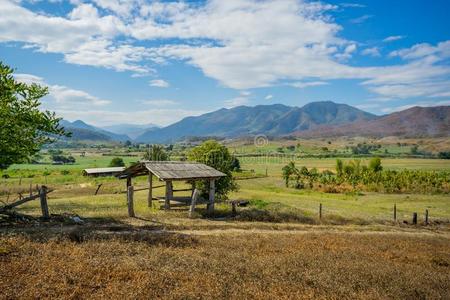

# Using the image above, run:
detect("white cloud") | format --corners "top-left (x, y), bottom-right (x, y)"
top-left (15, 73), bottom-right (110, 107)
top-left (265, 94), bottom-right (273, 100)
top-left (361, 47), bottom-right (381, 57)
top-left (290, 81), bottom-right (329, 88)
top-left (149, 79), bottom-right (170, 88)
top-left (389, 41), bottom-right (450, 60)
top-left (383, 35), bottom-right (404, 42)
top-left (224, 96), bottom-right (249, 108)
top-left (3, 0), bottom-right (450, 103)
top-left (349, 14), bottom-right (372, 24)
top-left (57, 108), bottom-right (207, 126)
top-left (141, 99), bottom-right (177, 106)
top-left (340, 3), bottom-right (366, 8)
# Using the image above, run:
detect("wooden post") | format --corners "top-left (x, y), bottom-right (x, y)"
top-left (29, 181), bottom-right (32, 197)
top-left (147, 173), bottom-right (153, 208)
top-left (231, 201), bottom-right (237, 216)
top-left (265, 167), bottom-right (268, 177)
top-left (127, 186), bottom-right (135, 217)
top-left (319, 203), bottom-right (322, 219)
top-left (207, 179), bottom-right (215, 215)
top-left (412, 212), bottom-right (417, 225)
top-left (39, 186), bottom-right (49, 220)
top-left (189, 188), bottom-right (200, 218)
top-left (94, 184), bottom-right (102, 195)
top-left (394, 204), bottom-right (397, 221)
top-left (165, 180), bottom-right (172, 210)
top-left (425, 209), bottom-right (429, 225)
top-left (126, 176), bottom-right (132, 189)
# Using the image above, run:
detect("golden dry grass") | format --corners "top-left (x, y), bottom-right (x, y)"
top-left (1, 227), bottom-right (449, 299)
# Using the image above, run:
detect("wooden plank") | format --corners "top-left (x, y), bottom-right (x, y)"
top-left (148, 173), bottom-right (153, 208)
top-left (207, 179), bottom-right (215, 215)
top-left (189, 189), bottom-right (200, 218)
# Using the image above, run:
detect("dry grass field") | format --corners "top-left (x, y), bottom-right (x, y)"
top-left (1, 225), bottom-right (450, 299)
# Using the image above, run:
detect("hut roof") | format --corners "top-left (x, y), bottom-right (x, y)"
top-left (118, 161), bottom-right (226, 181)
top-left (83, 167), bottom-right (125, 175)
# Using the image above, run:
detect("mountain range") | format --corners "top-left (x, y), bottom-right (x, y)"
top-left (60, 101), bottom-right (450, 143)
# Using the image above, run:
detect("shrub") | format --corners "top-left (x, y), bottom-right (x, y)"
top-left (109, 157), bottom-right (125, 167)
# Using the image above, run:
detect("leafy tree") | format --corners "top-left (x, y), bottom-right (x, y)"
top-left (188, 140), bottom-right (238, 200)
top-left (230, 155), bottom-right (241, 172)
top-left (438, 151), bottom-right (450, 159)
top-left (368, 157), bottom-right (383, 172)
top-left (143, 144), bottom-right (168, 161)
top-left (282, 161), bottom-right (296, 187)
top-left (109, 157), bottom-right (125, 167)
top-left (0, 62), bottom-right (67, 170)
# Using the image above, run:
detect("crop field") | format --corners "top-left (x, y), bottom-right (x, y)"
top-left (1, 148), bottom-right (450, 299)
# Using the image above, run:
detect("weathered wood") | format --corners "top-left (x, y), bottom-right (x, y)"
top-left (94, 184), bottom-right (103, 195)
top-left (319, 203), bottom-right (322, 219)
top-left (207, 179), bottom-right (215, 215)
top-left (394, 204), bottom-right (397, 221)
top-left (412, 212), bottom-right (417, 225)
top-left (189, 189), bottom-right (200, 218)
top-left (172, 188), bottom-right (193, 192)
top-left (126, 176), bottom-right (132, 188)
top-left (127, 186), bottom-right (135, 217)
top-left (40, 186), bottom-right (49, 219)
top-left (425, 209), bottom-right (429, 225)
top-left (165, 181), bottom-right (173, 210)
top-left (29, 182), bottom-right (32, 197)
top-left (231, 201), bottom-right (237, 216)
top-left (148, 173), bottom-right (153, 208)
top-left (2, 191), bottom-right (50, 210)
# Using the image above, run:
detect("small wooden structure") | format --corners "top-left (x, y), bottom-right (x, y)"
top-left (117, 161), bottom-right (226, 215)
top-left (83, 167), bottom-right (125, 177)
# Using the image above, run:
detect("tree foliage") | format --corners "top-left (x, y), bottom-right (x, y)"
top-left (143, 145), bottom-right (168, 161)
top-left (187, 140), bottom-right (238, 200)
top-left (0, 62), bottom-right (67, 170)
top-left (109, 157), bottom-right (125, 167)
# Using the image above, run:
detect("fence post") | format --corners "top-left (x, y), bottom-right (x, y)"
top-left (425, 209), bottom-right (429, 225)
top-left (127, 185), bottom-right (135, 217)
top-left (39, 186), bottom-right (49, 220)
top-left (319, 203), bottom-right (322, 219)
top-left (412, 212), bottom-right (417, 225)
top-left (394, 204), bottom-right (397, 221)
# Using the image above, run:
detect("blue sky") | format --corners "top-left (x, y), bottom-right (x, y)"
top-left (1, 0), bottom-right (449, 126)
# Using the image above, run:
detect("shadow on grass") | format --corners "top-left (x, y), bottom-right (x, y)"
top-left (0, 214), bottom-right (197, 248)
top-left (195, 199), bottom-right (370, 225)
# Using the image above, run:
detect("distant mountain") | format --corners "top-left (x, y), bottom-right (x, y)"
top-left (60, 120), bottom-right (130, 142)
top-left (295, 106), bottom-right (450, 138)
top-left (101, 123), bottom-right (159, 139)
top-left (135, 101), bottom-right (377, 143)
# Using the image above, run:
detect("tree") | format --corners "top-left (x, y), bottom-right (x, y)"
top-left (0, 62), bottom-right (67, 170)
top-left (282, 161), bottom-right (296, 187)
top-left (188, 140), bottom-right (238, 200)
top-left (368, 157), bottom-right (382, 172)
top-left (143, 144), bottom-right (168, 161)
top-left (109, 157), bottom-right (125, 167)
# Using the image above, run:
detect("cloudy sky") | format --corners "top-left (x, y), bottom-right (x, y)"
top-left (1, 0), bottom-right (449, 126)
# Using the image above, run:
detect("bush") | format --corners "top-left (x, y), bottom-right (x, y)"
top-left (143, 145), bottom-right (168, 161)
top-left (109, 157), bottom-right (125, 167)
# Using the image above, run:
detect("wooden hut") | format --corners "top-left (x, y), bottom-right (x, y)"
top-left (83, 167), bottom-right (125, 177)
top-left (117, 161), bottom-right (226, 215)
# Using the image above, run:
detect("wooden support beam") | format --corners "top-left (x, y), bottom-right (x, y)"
top-left (207, 179), bottom-right (215, 215)
top-left (148, 173), bottom-right (153, 208)
top-left (127, 186), bottom-right (135, 217)
top-left (189, 189), bottom-right (200, 218)
top-left (39, 186), bottom-right (49, 220)
top-left (126, 176), bottom-right (132, 188)
top-left (165, 181), bottom-right (173, 210)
